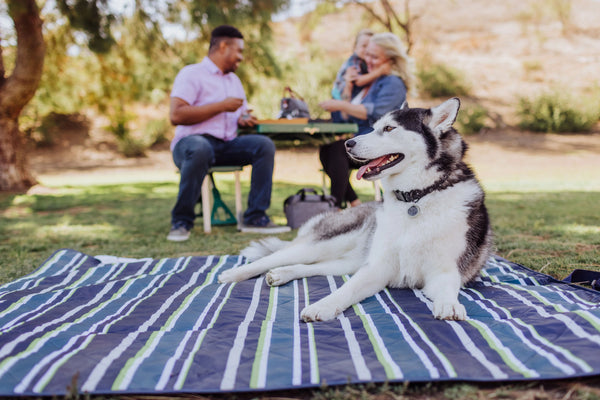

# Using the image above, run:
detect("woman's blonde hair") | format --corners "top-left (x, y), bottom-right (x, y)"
top-left (369, 32), bottom-right (417, 97)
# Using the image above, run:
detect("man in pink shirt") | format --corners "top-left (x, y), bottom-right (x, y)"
top-left (167, 25), bottom-right (290, 241)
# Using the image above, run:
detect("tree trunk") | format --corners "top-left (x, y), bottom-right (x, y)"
top-left (0, 118), bottom-right (36, 191)
top-left (0, 0), bottom-right (45, 192)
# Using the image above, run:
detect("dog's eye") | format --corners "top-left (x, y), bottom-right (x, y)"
top-left (383, 126), bottom-right (394, 133)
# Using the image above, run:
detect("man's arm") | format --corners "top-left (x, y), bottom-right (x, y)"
top-left (169, 96), bottom-right (244, 126)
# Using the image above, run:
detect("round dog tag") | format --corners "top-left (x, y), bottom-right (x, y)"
top-left (407, 205), bottom-right (420, 217)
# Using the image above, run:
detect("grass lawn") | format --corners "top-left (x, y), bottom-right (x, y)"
top-left (1, 168), bottom-right (599, 399)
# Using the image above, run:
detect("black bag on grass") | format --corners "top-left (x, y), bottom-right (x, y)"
top-left (284, 188), bottom-right (336, 229)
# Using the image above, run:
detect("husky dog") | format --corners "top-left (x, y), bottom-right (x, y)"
top-left (218, 98), bottom-right (492, 321)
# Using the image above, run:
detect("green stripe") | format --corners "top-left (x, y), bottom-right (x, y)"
top-left (469, 288), bottom-right (592, 373)
top-left (344, 277), bottom-right (397, 379)
top-left (114, 256), bottom-right (220, 388)
top-left (35, 334), bottom-right (96, 392)
top-left (113, 331), bottom-right (161, 390)
top-left (175, 282), bottom-right (237, 390)
top-left (384, 288), bottom-right (456, 377)
top-left (467, 319), bottom-right (537, 378)
top-left (574, 310), bottom-right (600, 332)
top-left (250, 285), bottom-right (277, 388)
top-left (0, 280), bottom-right (124, 374)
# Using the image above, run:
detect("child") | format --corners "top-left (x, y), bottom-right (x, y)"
top-left (331, 29), bottom-right (374, 100)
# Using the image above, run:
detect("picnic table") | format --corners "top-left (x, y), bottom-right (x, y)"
top-left (239, 118), bottom-right (358, 144)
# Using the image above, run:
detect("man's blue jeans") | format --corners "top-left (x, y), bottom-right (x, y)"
top-left (171, 134), bottom-right (275, 229)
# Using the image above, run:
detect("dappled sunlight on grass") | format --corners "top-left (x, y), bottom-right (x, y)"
top-left (35, 222), bottom-right (120, 240)
top-left (557, 224), bottom-right (600, 235)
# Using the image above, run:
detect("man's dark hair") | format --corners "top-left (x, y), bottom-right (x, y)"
top-left (209, 25), bottom-right (244, 51)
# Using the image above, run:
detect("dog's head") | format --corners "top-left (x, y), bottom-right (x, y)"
top-left (346, 97), bottom-right (466, 181)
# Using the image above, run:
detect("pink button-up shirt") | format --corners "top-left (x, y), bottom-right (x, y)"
top-left (170, 57), bottom-right (248, 150)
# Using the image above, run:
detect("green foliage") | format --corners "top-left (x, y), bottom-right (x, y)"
top-left (457, 103), bottom-right (490, 134)
top-left (417, 62), bottom-right (471, 98)
top-left (56, 0), bottom-right (116, 53)
top-left (145, 118), bottom-right (171, 146)
top-left (28, 112), bottom-right (90, 147)
top-left (517, 91), bottom-right (600, 133)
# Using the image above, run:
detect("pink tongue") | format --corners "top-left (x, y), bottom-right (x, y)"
top-left (356, 155), bottom-right (388, 180)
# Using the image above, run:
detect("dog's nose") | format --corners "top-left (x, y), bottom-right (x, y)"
top-left (345, 139), bottom-right (356, 149)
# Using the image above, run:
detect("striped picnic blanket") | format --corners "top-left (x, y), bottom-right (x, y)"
top-left (1, 249), bottom-right (599, 396)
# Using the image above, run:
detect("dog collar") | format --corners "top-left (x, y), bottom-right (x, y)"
top-left (393, 168), bottom-right (473, 206)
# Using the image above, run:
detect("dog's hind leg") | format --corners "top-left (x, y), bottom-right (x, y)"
top-left (218, 241), bottom-right (325, 283)
top-left (266, 258), bottom-right (362, 287)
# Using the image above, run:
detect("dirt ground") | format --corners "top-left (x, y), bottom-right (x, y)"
top-left (28, 126), bottom-right (600, 193)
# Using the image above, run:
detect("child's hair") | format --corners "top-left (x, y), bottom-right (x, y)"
top-left (353, 29), bottom-right (375, 49)
top-left (368, 32), bottom-right (417, 97)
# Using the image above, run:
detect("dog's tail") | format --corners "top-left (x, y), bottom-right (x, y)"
top-left (240, 237), bottom-right (289, 261)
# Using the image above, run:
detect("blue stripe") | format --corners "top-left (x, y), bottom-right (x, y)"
top-left (2, 251), bottom-right (600, 396)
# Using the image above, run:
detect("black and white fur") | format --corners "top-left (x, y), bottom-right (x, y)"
top-left (218, 98), bottom-right (493, 321)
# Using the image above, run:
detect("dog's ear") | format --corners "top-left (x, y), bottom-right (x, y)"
top-left (400, 101), bottom-right (409, 110)
top-left (428, 97), bottom-right (460, 132)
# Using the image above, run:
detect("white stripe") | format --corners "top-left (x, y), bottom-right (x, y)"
top-left (26, 273), bottom-right (168, 393)
top-left (303, 278), bottom-right (319, 384)
top-left (328, 276), bottom-right (371, 381)
top-left (468, 319), bottom-right (539, 378)
top-left (0, 281), bottom-right (118, 380)
top-left (0, 290), bottom-right (65, 332)
top-left (172, 282), bottom-right (237, 390)
top-left (0, 250), bottom-right (69, 298)
top-left (31, 334), bottom-right (96, 393)
top-left (413, 290), bottom-right (508, 379)
top-left (353, 300), bottom-right (403, 379)
top-left (376, 292), bottom-right (440, 378)
top-left (157, 283), bottom-right (227, 390)
top-left (383, 290), bottom-right (455, 377)
top-left (0, 255), bottom-right (85, 316)
top-left (463, 289), bottom-right (583, 374)
top-left (156, 256), bottom-right (240, 390)
top-left (292, 280), bottom-right (302, 385)
top-left (449, 320), bottom-right (509, 379)
top-left (490, 282), bottom-right (600, 346)
top-left (82, 256), bottom-right (210, 391)
top-left (255, 286), bottom-right (278, 388)
top-left (220, 277), bottom-right (264, 390)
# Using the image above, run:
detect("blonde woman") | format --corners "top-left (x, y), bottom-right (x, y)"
top-left (319, 32), bottom-right (415, 208)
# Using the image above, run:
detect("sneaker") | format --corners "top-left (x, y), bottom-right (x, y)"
top-left (239, 215), bottom-right (291, 234)
top-left (167, 225), bottom-right (190, 242)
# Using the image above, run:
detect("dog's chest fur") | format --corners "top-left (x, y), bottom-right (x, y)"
top-left (367, 182), bottom-right (476, 289)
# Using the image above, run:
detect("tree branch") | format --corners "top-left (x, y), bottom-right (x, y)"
top-left (0, 34), bottom-right (5, 86)
top-left (1, 0), bottom-right (45, 117)
top-left (351, 1), bottom-right (390, 30)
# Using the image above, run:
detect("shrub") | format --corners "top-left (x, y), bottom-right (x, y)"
top-left (29, 112), bottom-right (90, 147)
top-left (145, 118), bottom-right (171, 146)
top-left (417, 62), bottom-right (471, 98)
top-left (457, 104), bottom-right (490, 134)
top-left (517, 92), bottom-right (599, 133)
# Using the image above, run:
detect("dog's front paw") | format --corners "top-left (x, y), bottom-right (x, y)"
top-left (301, 302), bottom-right (340, 322)
top-left (218, 269), bottom-right (242, 284)
top-left (265, 267), bottom-right (294, 287)
top-left (433, 302), bottom-right (467, 321)
top-left (265, 270), bottom-right (285, 287)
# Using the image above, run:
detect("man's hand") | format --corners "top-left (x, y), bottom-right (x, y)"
top-left (222, 97), bottom-right (244, 112)
top-left (238, 113), bottom-right (258, 127)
